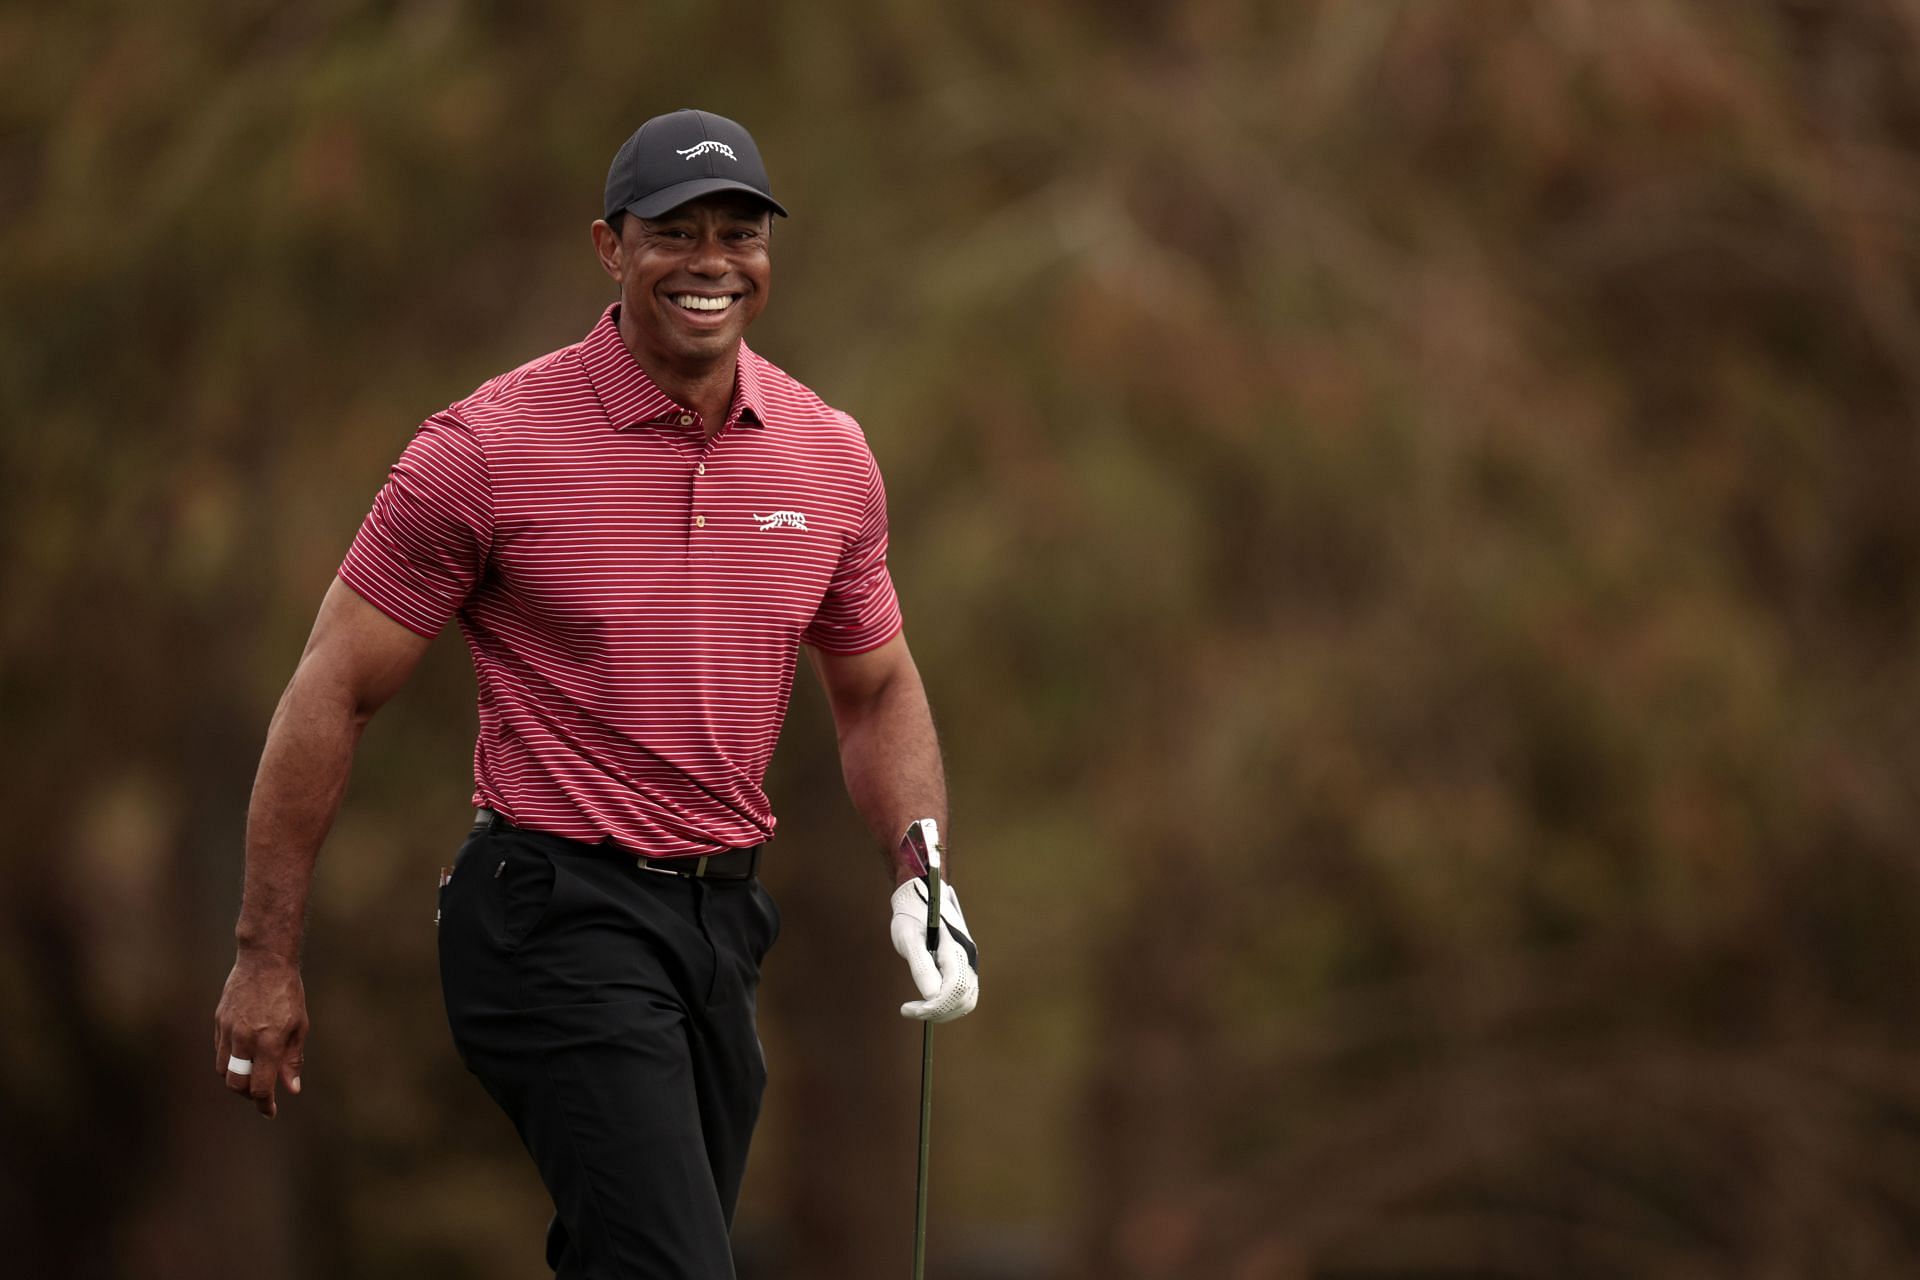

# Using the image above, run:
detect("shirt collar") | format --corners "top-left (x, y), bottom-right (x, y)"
top-left (581, 303), bottom-right (772, 433)
top-left (732, 344), bottom-right (771, 430)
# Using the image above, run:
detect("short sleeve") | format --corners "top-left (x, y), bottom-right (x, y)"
top-left (338, 412), bottom-right (493, 637)
top-left (802, 444), bottom-right (904, 654)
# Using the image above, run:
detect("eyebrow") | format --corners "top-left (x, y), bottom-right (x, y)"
top-left (641, 211), bottom-right (766, 231)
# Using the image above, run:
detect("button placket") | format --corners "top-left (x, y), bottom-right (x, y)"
top-left (690, 443), bottom-right (712, 537)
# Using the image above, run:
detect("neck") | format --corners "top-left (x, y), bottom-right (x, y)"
top-left (617, 308), bottom-right (738, 436)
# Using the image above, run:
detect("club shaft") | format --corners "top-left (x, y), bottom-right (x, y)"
top-left (913, 861), bottom-right (944, 1278)
top-left (913, 1022), bottom-right (933, 1280)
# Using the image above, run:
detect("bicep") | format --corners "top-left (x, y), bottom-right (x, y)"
top-left (295, 577), bottom-right (436, 719)
top-left (806, 632), bottom-right (919, 724)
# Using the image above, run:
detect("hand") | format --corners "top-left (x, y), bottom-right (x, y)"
top-left (213, 948), bottom-right (308, 1118)
top-left (890, 878), bottom-right (980, 1022)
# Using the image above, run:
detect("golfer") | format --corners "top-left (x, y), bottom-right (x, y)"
top-left (213, 108), bottom-right (981, 1278)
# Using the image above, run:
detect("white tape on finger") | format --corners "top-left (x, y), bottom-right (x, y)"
top-left (228, 1055), bottom-right (255, 1076)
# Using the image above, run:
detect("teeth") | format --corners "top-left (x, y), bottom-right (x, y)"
top-left (673, 294), bottom-right (734, 312)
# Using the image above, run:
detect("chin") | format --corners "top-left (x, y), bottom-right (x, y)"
top-left (667, 329), bottom-right (740, 360)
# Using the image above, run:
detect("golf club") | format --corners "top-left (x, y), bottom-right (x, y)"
top-left (905, 817), bottom-right (943, 1280)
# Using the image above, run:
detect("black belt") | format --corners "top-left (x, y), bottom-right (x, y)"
top-left (472, 807), bottom-right (762, 881)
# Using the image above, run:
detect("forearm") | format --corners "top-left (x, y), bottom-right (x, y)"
top-left (235, 663), bottom-right (368, 960)
top-left (831, 660), bottom-right (948, 885)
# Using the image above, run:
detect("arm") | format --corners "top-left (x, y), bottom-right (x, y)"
top-left (213, 577), bottom-right (433, 1116)
top-left (813, 632), bottom-right (982, 1023)
top-left (806, 631), bottom-right (946, 885)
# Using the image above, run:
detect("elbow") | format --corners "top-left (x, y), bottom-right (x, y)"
top-left (284, 652), bottom-right (383, 733)
top-left (832, 664), bottom-right (918, 737)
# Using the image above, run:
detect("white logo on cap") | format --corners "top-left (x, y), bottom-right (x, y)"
top-left (676, 141), bottom-right (738, 161)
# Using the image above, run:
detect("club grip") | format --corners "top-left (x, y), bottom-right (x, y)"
top-left (924, 864), bottom-right (943, 955)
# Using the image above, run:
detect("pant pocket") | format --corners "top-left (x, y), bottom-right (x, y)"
top-left (750, 881), bottom-right (781, 964)
top-left (497, 843), bottom-right (564, 949)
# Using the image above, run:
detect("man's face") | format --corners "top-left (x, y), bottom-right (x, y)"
top-left (594, 193), bottom-right (772, 368)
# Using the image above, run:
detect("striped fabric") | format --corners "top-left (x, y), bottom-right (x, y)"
top-left (339, 304), bottom-right (902, 855)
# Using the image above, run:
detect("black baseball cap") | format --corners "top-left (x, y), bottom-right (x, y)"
top-left (603, 109), bottom-right (788, 222)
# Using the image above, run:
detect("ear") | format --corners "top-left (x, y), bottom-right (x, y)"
top-left (590, 218), bottom-right (623, 282)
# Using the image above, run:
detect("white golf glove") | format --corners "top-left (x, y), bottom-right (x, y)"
top-left (890, 877), bottom-right (980, 1022)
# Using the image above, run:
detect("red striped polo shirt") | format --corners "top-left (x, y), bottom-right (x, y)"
top-left (338, 304), bottom-right (903, 855)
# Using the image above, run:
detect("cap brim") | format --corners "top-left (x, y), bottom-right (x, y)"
top-left (619, 177), bottom-right (788, 220)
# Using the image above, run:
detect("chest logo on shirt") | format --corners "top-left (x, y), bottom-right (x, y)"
top-left (753, 510), bottom-right (809, 532)
top-left (676, 141), bottom-right (738, 161)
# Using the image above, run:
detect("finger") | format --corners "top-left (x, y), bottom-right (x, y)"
top-left (907, 942), bottom-right (978, 1022)
top-left (247, 1034), bottom-right (286, 1118)
top-left (902, 959), bottom-right (958, 1020)
top-left (908, 965), bottom-right (980, 1023)
top-left (904, 944), bottom-right (941, 999)
top-left (934, 967), bottom-right (981, 1023)
top-left (934, 931), bottom-right (966, 981)
top-left (902, 984), bottom-right (964, 1021)
top-left (224, 1032), bottom-right (258, 1098)
top-left (922, 932), bottom-right (966, 999)
top-left (900, 940), bottom-right (960, 1017)
top-left (281, 1035), bottom-right (304, 1096)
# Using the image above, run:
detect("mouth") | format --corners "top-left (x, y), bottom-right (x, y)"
top-left (667, 292), bottom-right (741, 317)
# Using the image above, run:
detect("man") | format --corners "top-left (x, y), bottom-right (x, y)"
top-left (212, 108), bottom-right (981, 1279)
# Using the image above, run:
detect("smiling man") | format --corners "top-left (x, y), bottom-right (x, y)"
top-left (212, 109), bottom-right (980, 1279)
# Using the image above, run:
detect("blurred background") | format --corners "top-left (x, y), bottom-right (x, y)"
top-left (7, 1), bottom-right (1920, 1276)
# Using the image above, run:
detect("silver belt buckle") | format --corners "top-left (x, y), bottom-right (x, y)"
top-left (637, 857), bottom-right (678, 877)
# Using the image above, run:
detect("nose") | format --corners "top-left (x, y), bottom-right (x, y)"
top-left (687, 232), bottom-right (728, 279)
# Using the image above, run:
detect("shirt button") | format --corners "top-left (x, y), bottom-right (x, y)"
top-left (694, 514), bottom-right (706, 528)
top-left (678, 413), bottom-right (694, 427)
top-left (696, 462), bottom-right (706, 476)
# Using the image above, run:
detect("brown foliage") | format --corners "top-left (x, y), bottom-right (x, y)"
top-left (5, 2), bottom-right (1920, 1278)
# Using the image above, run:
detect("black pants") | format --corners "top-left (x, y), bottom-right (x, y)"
top-left (438, 819), bottom-right (781, 1279)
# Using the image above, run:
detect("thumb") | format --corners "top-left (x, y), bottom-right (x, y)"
top-left (281, 1043), bottom-right (304, 1095)
top-left (902, 934), bottom-right (962, 1017)
top-left (905, 940), bottom-right (942, 999)
top-left (892, 917), bottom-right (942, 998)
top-left (933, 929), bottom-right (965, 982)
